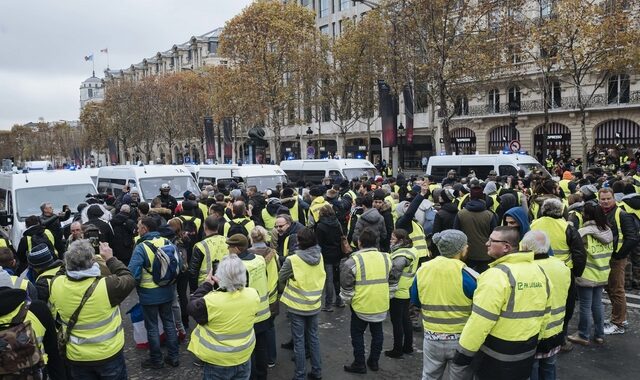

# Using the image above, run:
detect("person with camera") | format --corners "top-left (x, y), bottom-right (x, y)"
top-left (82, 204), bottom-right (115, 247)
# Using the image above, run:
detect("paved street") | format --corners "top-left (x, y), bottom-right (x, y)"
top-left (121, 290), bottom-right (640, 380)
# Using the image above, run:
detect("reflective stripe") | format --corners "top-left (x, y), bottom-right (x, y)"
top-left (354, 254), bottom-right (366, 282)
top-left (281, 292), bottom-right (321, 306)
top-left (472, 305), bottom-right (499, 321)
top-left (422, 305), bottom-right (472, 312)
top-left (501, 310), bottom-right (547, 319)
top-left (457, 345), bottom-right (476, 357)
top-left (550, 306), bottom-right (565, 315)
top-left (546, 318), bottom-right (565, 329)
top-left (202, 242), bottom-right (212, 275)
top-left (495, 264), bottom-right (516, 311)
top-left (586, 262), bottom-right (610, 271)
top-left (14, 277), bottom-right (24, 289)
top-left (591, 253), bottom-right (610, 260)
top-left (480, 345), bottom-right (536, 362)
top-left (356, 278), bottom-right (389, 285)
top-left (422, 315), bottom-right (469, 324)
top-left (353, 310), bottom-right (387, 319)
top-left (194, 328), bottom-right (256, 353)
top-left (69, 325), bottom-right (122, 345)
top-left (61, 309), bottom-right (119, 331)
top-left (256, 307), bottom-right (270, 317)
top-left (201, 327), bottom-right (253, 342)
top-left (401, 272), bottom-right (415, 278)
top-left (285, 284), bottom-right (323, 297)
top-left (554, 249), bottom-right (570, 254)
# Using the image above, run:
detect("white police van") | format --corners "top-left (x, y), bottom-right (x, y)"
top-left (197, 164), bottom-right (239, 188)
top-left (0, 170), bottom-right (97, 247)
top-left (229, 165), bottom-right (288, 192)
top-left (426, 154), bottom-right (549, 182)
top-left (96, 165), bottom-right (200, 202)
top-left (279, 159), bottom-right (377, 184)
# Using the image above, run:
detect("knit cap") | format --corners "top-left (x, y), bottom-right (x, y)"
top-left (579, 184), bottom-right (598, 201)
top-left (440, 188), bottom-right (455, 203)
top-left (28, 243), bottom-right (55, 268)
top-left (309, 185), bottom-right (325, 197)
top-left (432, 230), bottom-right (467, 258)
top-left (226, 234), bottom-right (249, 249)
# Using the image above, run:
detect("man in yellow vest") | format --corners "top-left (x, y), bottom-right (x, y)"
top-left (16, 215), bottom-right (56, 273)
top-left (128, 216), bottom-right (181, 369)
top-left (223, 201), bottom-right (256, 238)
top-left (227, 233), bottom-right (271, 380)
top-left (187, 254), bottom-right (260, 380)
top-left (25, 243), bottom-right (63, 302)
top-left (308, 186), bottom-right (329, 228)
top-left (50, 239), bottom-right (135, 377)
top-left (411, 230), bottom-right (477, 379)
top-left (188, 216), bottom-right (228, 291)
top-left (521, 230), bottom-right (571, 380)
top-left (530, 198), bottom-right (586, 347)
top-left (453, 226), bottom-right (552, 380)
top-left (340, 228), bottom-right (392, 374)
top-left (0, 247), bottom-right (37, 298)
top-left (279, 227), bottom-right (326, 380)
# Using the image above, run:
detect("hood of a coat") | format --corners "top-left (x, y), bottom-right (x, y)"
top-left (294, 245), bottom-right (323, 266)
top-left (360, 208), bottom-right (383, 224)
top-left (621, 193), bottom-right (640, 209)
top-left (464, 199), bottom-right (488, 212)
top-left (503, 206), bottom-right (530, 239)
top-left (579, 221), bottom-right (614, 244)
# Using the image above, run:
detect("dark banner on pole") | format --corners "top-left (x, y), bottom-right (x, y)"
top-left (204, 117), bottom-right (216, 159)
top-left (223, 117), bottom-right (233, 145)
top-left (107, 138), bottom-right (118, 165)
top-left (403, 84), bottom-right (414, 144)
top-left (378, 80), bottom-right (397, 147)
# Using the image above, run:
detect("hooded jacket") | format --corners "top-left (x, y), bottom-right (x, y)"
top-left (567, 201), bottom-right (585, 229)
top-left (128, 231), bottom-right (175, 305)
top-left (352, 207), bottom-right (387, 250)
top-left (502, 206), bottom-right (530, 240)
top-left (576, 221), bottom-right (614, 287)
top-left (377, 202), bottom-right (394, 252)
top-left (315, 215), bottom-right (343, 265)
top-left (278, 245), bottom-right (324, 316)
top-left (433, 202), bottom-right (458, 235)
top-left (110, 212), bottom-right (136, 265)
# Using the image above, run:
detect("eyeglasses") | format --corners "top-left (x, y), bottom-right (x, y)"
top-left (487, 237), bottom-right (510, 245)
top-left (275, 224), bottom-right (288, 229)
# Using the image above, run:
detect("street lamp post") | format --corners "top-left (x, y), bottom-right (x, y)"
top-left (508, 101), bottom-right (519, 143)
top-left (398, 122), bottom-right (405, 171)
top-left (306, 126), bottom-right (313, 158)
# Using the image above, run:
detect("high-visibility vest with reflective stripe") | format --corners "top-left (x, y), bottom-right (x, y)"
top-left (613, 207), bottom-right (625, 253)
top-left (488, 194), bottom-right (499, 212)
top-left (179, 215), bottom-right (202, 235)
top-left (27, 229), bottom-right (57, 256)
top-left (416, 256), bottom-right (472, 333)
top-left (0, 302), bottom-right (47, 364)
top-left (569, 210), bottom-right (583, 230)
top-left (530, 217), bottom-right (572, 268)
top-left (351, 248), bottom-right (392, 318)
top-left (50, 277), bottom-right (123, 362)
top-left (290, 199), bottom-right (302, 223)
top-left (266, 253), bottom-right (280, 304)
top-left (457, 193), bottom-right (470, 210)
top-left (281, 255), bottom-right (326, 313)
top-left (619, 202), bottom-right (640, 221)
top-left (0, 274), bottom-right (28, 290)
top-left (346, 190), bottom-right (358, 202)
top-left (261, 209), bottom-right (276, 231)
top-left (0, 238), bottom-right (11, 249)
top-left (198, 202), bottom-right (209, 220)
top-left (309, 198), bottom-right (328, 225)
top-left (579, 234), bottom-right (613, 286)
top-left (139, 237), bottom-right (172, 289)
top-left (535, 256), bottom-right (570, 339)
top-left (188, 287), bottom-right (260, 367)
top-left (559, 180), bottom-right (571, 198)
top-left (36, 266), bottom-right (59, 290)
top-left (459, 252), bottom-right (550, 359)
top-left (243, 255), bottom-right (270, 323)
top-left (223, 217), bottom-right (255, 238)
top-left (409, 221), bottom-right (428, 259)
top-left (194, 235), bottom-right (228, 286)
top-left (428, 184), bottom-right (441, 202)
top-left (391, 247), bottom-right (419, 299)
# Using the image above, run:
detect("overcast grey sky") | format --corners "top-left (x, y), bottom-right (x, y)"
top-left (0, 0), bottom-right (253, 130)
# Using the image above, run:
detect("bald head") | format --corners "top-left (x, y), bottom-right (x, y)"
top-left (521, 230), bottom-right (550, 255)
top-left (232, 201), bottom-right (246, 218)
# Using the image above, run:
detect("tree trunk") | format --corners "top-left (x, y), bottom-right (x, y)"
top-left (439, 88), bottom-right (451, 155)
top-left (580, 108), bottom-right (588, 162)
top-left (367, 116), bottom-right (372, 163)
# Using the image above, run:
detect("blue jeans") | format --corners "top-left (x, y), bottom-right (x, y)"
top-left (577, 285), bottom-right (604, 340)
top-left (289, 312), bottom-right (321, 380)
top-left (142, 301), bottom-right (179, 364)
top-left (266, 316), bottom-right (277, 363)
top-left (531, 354), bottom-right (557, 380)
top-left (67, 351), bottom-right (128, 380)
top-left (203, 360), bottom-right (251, 380)
top-left (350, 308), bottom-right (383, 366)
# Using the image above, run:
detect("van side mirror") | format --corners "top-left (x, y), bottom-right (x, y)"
top-left (0, 210), bottom-right (12, 227)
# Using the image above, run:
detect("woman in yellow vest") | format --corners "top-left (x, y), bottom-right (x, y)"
top-left (568, 203), bottom-right (614, 346)
top-left (279, 227), bottom-right (325, 380)
top-left (187, 254), bottom-right (260, 380)
top-left (385, 229), bottom-right (419, 359)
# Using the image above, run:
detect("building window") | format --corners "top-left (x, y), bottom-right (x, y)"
top-left (301, 0), bottom-right (311, 6)
top-left (454, 96), bottom-right (469, 116)
top-left (319, 0), bottom-right (329, 17)
top-left (488, 8), bottom-right (500, 32)
top-left (508, 86), bottom-right (521, 110)
top-left (319, 25), bottom-right (330, 35)
top-left (339, 0), bottom-right (351, 11)
top-left (88, 88), bottom-right (93, 98)
top-left (507, 45), bottom-right (521, 64)
top-left (608, 74), bottom-right (630, 104)
top-left (488, 89), bottom-right (500, 113)
top-left (208, 41), bottom-right (218, 55)
top-left (540, 0), bottom-right (552, 17)
top-left (549, 81), bottom-right (562, 108)
top-left (187, 49), bottom-right (192, 62)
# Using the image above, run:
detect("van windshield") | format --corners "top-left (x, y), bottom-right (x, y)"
top-left (16, 184), bottom-right (96, 220)
top-left (139, 176), bottom-right (200, 201)
top-left (246, 175), bottom-right (288, 191)
top-left (343, 168), bottom-right (377, 181)
top-left (517, 163), bottom-right (548, 176)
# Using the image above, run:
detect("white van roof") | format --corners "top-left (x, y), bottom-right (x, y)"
top-left (232, 165), bottom-right (285, 177)
top-left (2, 170), bottom-right (95, 189)
top-left (428, 154), bottom-right (540, 165)
top-left (279, 159), bottom-right (375, 170)
top-left (97, 164), bottom-right (193, 178)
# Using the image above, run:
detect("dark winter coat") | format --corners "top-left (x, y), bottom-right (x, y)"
top-left (83, 218), bottom-right (115, 246)
top-left (110, 212), bottom-right (137, 265)
top-left (315, 215), bottom-right (343, 265)
top-left (353, 207), bottom-right (386, 250)
top-left (453, 199), bottom-right (497, 262)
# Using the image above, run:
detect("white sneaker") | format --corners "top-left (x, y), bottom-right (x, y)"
top-left (604, 319), bottom-right (629, 328)
top-left (603, 323), bottom-right (626, 335)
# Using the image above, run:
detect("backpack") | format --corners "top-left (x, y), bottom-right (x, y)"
top-left (422, 207), bottom-right (437, 237)
top-left (143, 240), bottom-right (180, 286)
top-left (0, 302), bottom-right (44, 377)
top-left (178, 216), bottom-right (199, 248)
top-left (227, 219), bottom-right (250, 237)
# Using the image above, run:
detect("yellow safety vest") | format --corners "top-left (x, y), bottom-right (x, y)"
top-left (612, 207), bottom-right (625, 253)
top-left (535, 256), bottom-right (570, 339)
top-left (428, 183), bottom-right (441, 202)
top-left (530, 217), bottom-right (572, 268)
top-left (49, 277), bottom-right (123, 362)
top-left (0, 238), bottom-right (12, 249)
top-left (243, 255), bottom-right (270, 323)
top-left (488, 194), bottom-right (499, 212)
top-left (351, 248), bottom-right (392, 319)
top-left (194, 235), bottom-right (229, 286)
top-left (391, 247), bottom-right (419, 299)
top-left (459, 252), bottom-right (550, 359)
top-left (309, 197), bottom-right (329, 225)
top-left (619, 202), bottom-right (640, 221)
top-left (36, 266), bottom-right (59, 289)
top-left (559, 180), bottom-right (571, 197)
top-left (0, 302), bottom-right (47, 364)
top-left (27, 229), bottom-right (57, 257)
top-left (0, 274), bottom-right (28, 290)
top-left (188, 287), bottom-right (260, 367)
top-left (409, 221), bottom-right (428, 259)
top-left (569, 210), bottom-right (583, 230)
top-left (457, 193), bottom-right (470, 210)
top-left (179, 215), bottom-right (202, 235)
top-left (139, 237), bottom-right (172, 289)
top-left (266, 253), bottom-right (280, 305)
top-left (290, 199), bottom-right (302, 223)
top-left (281, 255), bottom-right (326, 313)
top-left (223, 217), bottom-right (255, 238)
top-left (416, 256), bottom-right (472, 333)
top-left (198, 202), bottom-right (209, 220)
top-left (261, 209), bottom-right (276, 231)
top-left (579, 234), bottom-right (613, 286)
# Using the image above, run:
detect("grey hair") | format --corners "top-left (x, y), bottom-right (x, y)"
top-left (276, 214), bottom-right (293, 224)
top-left (40, 202), bottom-right (52, 212)
top-left (215, 254), bottom-right (246, 292)
top-left (521, 230), bottom-right (550, 255)
top-left (541, 198), bottom-right (564, 218)
top-left (70, 221), bottom-right (82, 229)
top-left (120, 204), bottom-right (131, 213)
top-left (65, 239), bottom-right (95, 271)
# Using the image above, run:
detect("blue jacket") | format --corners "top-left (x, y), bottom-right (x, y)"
top-left (128, 231), bottom-right (175, 305)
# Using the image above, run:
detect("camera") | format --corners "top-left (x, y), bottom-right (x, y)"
top-left (84, 225), bottom-right (101, 255)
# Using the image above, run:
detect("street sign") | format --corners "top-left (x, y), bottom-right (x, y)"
top-left (509, 140), bottom-right (521, 153)
top-left (307, 146), bottom-right (315, 156)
